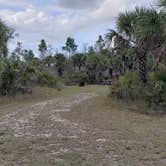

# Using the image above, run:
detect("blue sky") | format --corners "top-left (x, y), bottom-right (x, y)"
top-left (0, 0), bottom-right (155, 54)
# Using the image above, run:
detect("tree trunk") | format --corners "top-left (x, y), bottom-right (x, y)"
top-left (138, 40), bottom-right (148, 83)
top-left (58, 68), bottom-right (63, 77)
top-left (78, 64), bottom-right (82, 71)
top-left (109, 68), bottom-right (113, 79)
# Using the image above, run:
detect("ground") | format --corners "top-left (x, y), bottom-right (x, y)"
top-left (0, 86), bottom-right (165, 166)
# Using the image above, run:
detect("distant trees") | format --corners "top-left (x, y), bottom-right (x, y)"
top-left (23, 50), bottom-right (35, 63)
top-left (38, 39), bottom-right (47, 60)
top-left (43, 55), bottom-right (54, 67)
top-left (71, 53), bottom-right (86, 71)
top-left (54, 53), bottom-right (67, 77)
top-left (95, 35), bottom-right (105, 52)
top-left (62, 37), bottom-right (78, 59)
top-left (0, 0), bottom-right (165, 109)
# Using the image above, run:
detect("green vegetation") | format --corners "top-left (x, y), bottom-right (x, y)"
top-left (108, 0), bottom-right (166, 110)
top-left (110, 71), bottom-right (166, 109)
top-left (0, 0), bottom-right (165, 112)
top-left (0, 1), bottom-right (165, 165)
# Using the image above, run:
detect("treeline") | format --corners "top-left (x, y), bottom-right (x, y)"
top-left (40, 36), bottom-right (114, 85)
top-left (0, 22), bottom-right (114, 96)
top-left (0, 0), bottom-right (166, 109)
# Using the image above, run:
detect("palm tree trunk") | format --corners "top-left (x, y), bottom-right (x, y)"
top-left (138, 40), bottom-right (148, 83)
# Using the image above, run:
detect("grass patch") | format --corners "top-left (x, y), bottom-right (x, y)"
top-left (61, 89), bottom-right (166, 165)
top-left (60, 152), bottom-right (85, 166)
top-left (0, 85), bottom-right (109, 117)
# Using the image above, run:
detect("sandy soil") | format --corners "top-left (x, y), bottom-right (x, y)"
top-left (0, 87), bottom-right (165, 166)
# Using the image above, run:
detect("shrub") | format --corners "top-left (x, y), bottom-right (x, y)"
top-left (64, 71), bottom-right (88, 86)
top-left (145, 71), bottom-right (166, 106)
top-left (110, 71), bottom-right (143, 101)
top-left (0, 59), bottom-right (16, 95)
top-left (110, 71), bottom-right (166, 109)
top-left (0, 59), bottom-right (37, 96)
top-left (149, 71), bottom-right (166, 82)
top-left (37, 71), bottom-right (58, 88)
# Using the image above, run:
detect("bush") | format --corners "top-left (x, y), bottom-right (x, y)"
top-left (145, 71), bottom-right (166, 106)
top-left (110, 71), bottom-right (166, 109)
top-left (64, 71), bottom-right (88, 86)
top-left (110, 71), bottom-right (143, 101)
top-left (0, 59), bottom-right (37, 96)
top-left (0, 59), bottom-right (16, 95)
top-left (36, 71), bottom-right (63, 90)
top-left (37, 71), bottom-right (58, 88)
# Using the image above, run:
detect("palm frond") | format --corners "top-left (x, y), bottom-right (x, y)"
top-left (135, 8), bottom-right (165, 44)
top-left (105, 29), bottom-right (118, 41)
top-left (158, 0), bottom-right (166, 7)
top-left (117, 11), bottom-right (136, 37)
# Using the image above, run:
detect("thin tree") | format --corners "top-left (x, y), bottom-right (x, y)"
top-left (62, 37), bottom-right (78, 60)
top-left (95, 35), bottom-right (105, 52)
top-left (38, 39), bottom-right (47, 60)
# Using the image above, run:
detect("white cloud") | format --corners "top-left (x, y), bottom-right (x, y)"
top-left (55, 0), bottom-right (101, 10)
top-left (0, 0), bottom-right (28, 8)
top-left (0, 0), bottom-right (156, 52)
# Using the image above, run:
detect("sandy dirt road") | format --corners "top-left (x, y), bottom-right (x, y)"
top-left (0, 88), bottom-right (165, 166)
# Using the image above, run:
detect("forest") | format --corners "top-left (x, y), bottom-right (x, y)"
top-left (0, 0), bottom-right (166, 110)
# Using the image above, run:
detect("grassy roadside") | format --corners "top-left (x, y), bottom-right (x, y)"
top-left (0, 85), bottom-right (108, 116)
top-left (62, 89), bottom-right (166, 165)
top-left (0, 85), bottom-right (109, 105)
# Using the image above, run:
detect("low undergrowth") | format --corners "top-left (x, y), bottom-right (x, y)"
top-left (110, 71), bottom-right (166, 113)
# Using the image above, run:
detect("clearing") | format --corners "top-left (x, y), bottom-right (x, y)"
top-left (0, 86), bottom-right (165, 166)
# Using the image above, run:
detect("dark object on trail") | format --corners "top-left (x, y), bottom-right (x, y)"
top-left (79, 81), bottom-right (85, 87)
top-left (112, 91), bottom-right (123, 99)
top-left (101, 80), bottom-right (112, 85)
top-left (17, 87), bottom-right (32, 94)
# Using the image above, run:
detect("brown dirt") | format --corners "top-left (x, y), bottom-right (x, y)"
top-left (0, 86), bottom-right (165, 166)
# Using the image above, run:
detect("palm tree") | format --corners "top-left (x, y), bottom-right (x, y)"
top-left (105, 29), bottom-right (130, 75)
top-left (158, 0), bottom-right (166, 7)
top-left (105, 29), bottom-right (129, 51)
top-left (137, 9), bottom-right (165, 82)
top-left (117, 7), bottom-right (166, 83)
